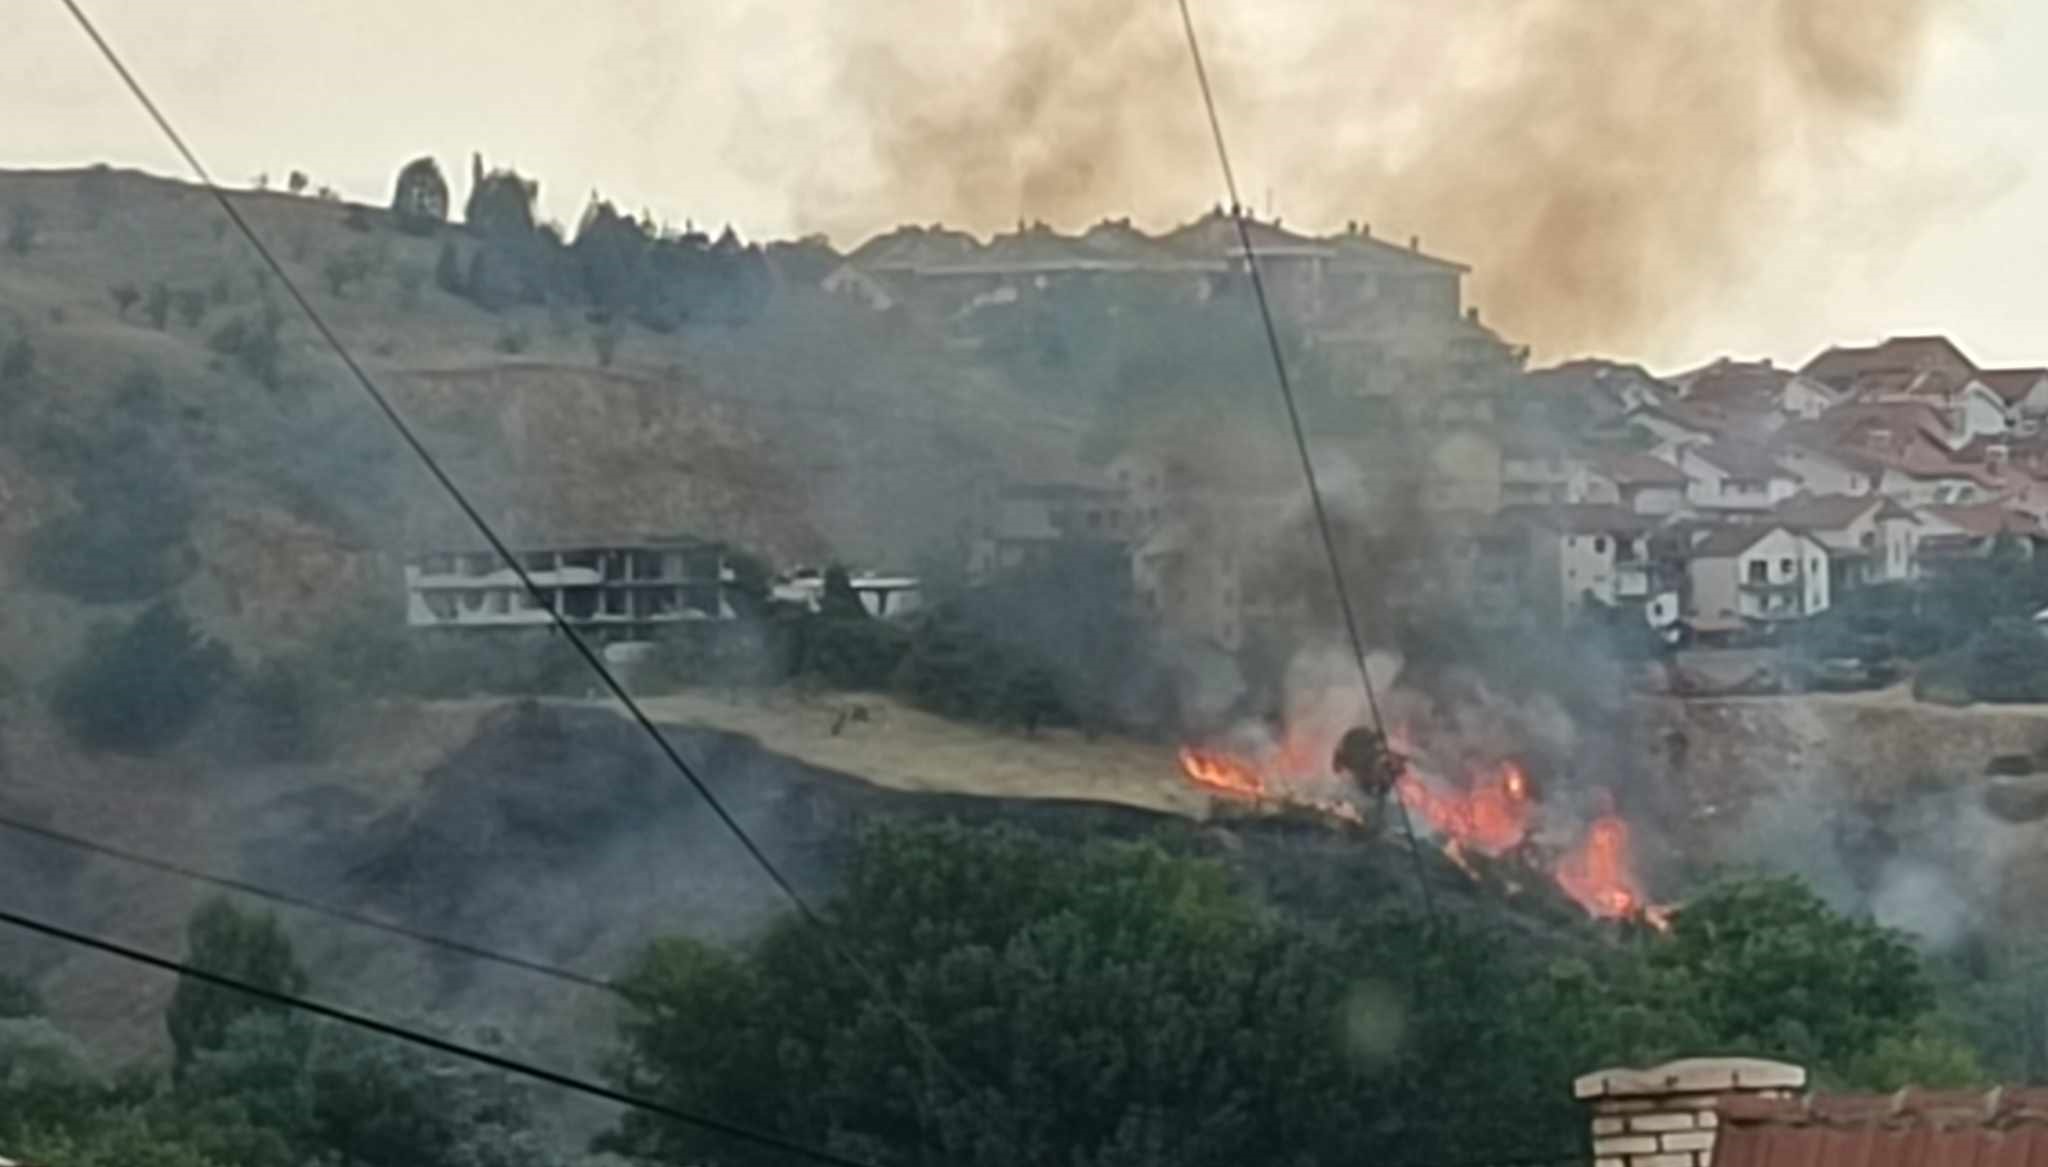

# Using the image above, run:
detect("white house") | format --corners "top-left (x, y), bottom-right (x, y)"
top-left (404, 538), bottom-right (736, 635)
top-left (1686, 525), bottom-right (1831, 632)
top-left (1500, 505), bottom-right (1672, 625)
top-left (1676, 442), bottom-right (1800, 511)
top-left (1773, 494), bottom-right (1919, 589)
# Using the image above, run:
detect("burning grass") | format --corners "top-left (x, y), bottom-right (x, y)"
top-left (1178, 730), bottom-right (1669, 929)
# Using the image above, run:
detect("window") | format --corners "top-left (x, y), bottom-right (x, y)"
top-left (1747, 561), bottom-right (1767, 584)
top-left (1592, 536), bottom-right (1607, 554)
top-left (1779, 557), bottom-right (1793, 575)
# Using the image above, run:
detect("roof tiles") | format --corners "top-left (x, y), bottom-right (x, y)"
top-left (1714, 1088), bottom-right (2048, 1167)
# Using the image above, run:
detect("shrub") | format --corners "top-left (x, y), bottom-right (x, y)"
top-left (208, 310), bottom-right (284, 388)
top-left (208, 273), bottom-right (234, 304)
top-left (110, 282), bottom-right (139, 318)
top-left (1958, 618), bottom-right (2048, 703)
top-left (590, 325), bottom-right (618, 367)
top-left (494, 326), bottom-right (530, 355)
top-left (51, 602), bottom-right (234, 753)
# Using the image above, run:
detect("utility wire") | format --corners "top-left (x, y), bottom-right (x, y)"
top-left (0, 904), bottom-right (880, 1167)
top-left (0, 902), bottom-right (1597, 1167)
top-left (1173, 0), bottom-right (1439, 924)
top-left (0, 810), bottom-right (628, 1000)
top-left (53, 0), bottom-right (984, 1112)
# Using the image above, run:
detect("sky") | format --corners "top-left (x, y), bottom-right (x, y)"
top-left (6, 0), bottom-right (2046, 372)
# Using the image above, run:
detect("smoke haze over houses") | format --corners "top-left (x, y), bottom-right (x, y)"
top-left (4, 0), bottom-right (2044, 367)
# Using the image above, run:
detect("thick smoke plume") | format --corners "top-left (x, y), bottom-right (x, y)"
top-left (790, 0), bottom-right (1948, 358)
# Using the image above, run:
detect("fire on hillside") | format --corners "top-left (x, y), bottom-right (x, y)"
top-left (1178, 728), bottom-right (1670, 930)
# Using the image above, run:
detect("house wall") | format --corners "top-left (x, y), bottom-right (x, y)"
top-left (1558, 531), bottom-right (1618, 612)
top-left (1962, 384), bottom-right (2012, 442)
top-left (1878, 469), bottom-right (1982, 506)
top-left (1781, 377), bottom-right (1834, 419)
top-left (1732, 530), bottom-right (1829, 619)
top-left (2019, 379), bottom-right (2048, 417)
top-left (1688, 556), bottom-right (1741, 629)
top-left (1626, 484), bottom-right (1687, 516)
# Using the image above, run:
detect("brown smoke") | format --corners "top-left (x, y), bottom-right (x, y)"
top-left (784, 0), bottom-right (1949, 360)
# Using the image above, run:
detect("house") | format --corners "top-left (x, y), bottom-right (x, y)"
top-left (1518, 359), bottom-right (1677, 428)
top-left (1685, 524), bottom-right (1830, 632)
top-left (1583, 451), bottom-right (1689, 516)
top-left (1914, 501), bottom-right (2048, 570)
top-left (1674, 357), bottom-right (1842, 421)
top-left (1982, 366), bottom-right (2048, 418)
top-left (1800, 334), bottom-right (2010, 443)
top-left (1676, 442), bottom-right (1800, 511)
top-left (1772, 493), bottom-right (1919, 590)
top-left (403, 537), bottom-right (736, 638)
top-left (1496, 505), bottom-right (1674, 626)
top-left (1579, 1055), bottom-right (2048, 1167)
top-left (968, 481), bottom-right (1135, 580)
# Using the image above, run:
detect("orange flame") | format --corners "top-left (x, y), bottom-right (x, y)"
top-left (1554, 815), bottom-right (1671, 930)
top-left (1394, 760), bottom-right (1533, 858)
top-left (1178, 746), bottom-right (1267, 801)
top-left (1175, 734), bottom-right (1669, 930)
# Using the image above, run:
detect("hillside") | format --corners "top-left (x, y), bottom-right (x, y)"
top-left (0, 165), bottom-right (1081, 681)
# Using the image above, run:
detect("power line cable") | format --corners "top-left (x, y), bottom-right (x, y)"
top-left (0, 903), bottom-right (1598, 1167)
top-left (52, 0), bottom-right (985, 1111)
top-left (0, 810), bottom-right (628, 1000)
top-left (0, 903), bottom-right (881, 1167)
top-left (1172, 0), bottom-right (1439, 923)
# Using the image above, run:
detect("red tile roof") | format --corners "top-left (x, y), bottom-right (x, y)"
top-left (1773, 493), bottom-right (1910, 531)
top-left (1589, 451), bottom-right (1688, 486)
top-left (1687, 441), bottom-right (1795, 481)
top-left (1980, 368), bottom-right (2048, 405)
top-left (1922, 502), bottom-right (2048, 540)
top-left (1801, 335), bottom-right (1980, 390)
top-left (1714, 1087), bottom-right (2048, 1167)
top-left (1677, 360), bottom-right (1795, 409)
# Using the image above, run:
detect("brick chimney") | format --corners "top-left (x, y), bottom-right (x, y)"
top-left (1575, 1057), bottom-right (1806, 1167)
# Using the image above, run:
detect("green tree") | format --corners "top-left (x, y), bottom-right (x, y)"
top-left (26, 424), bottom-right (194, 603)
top-left (604, 822), bottom-right (1591, 1167)
top-left (51, 602), bottom-right (233, 753)
top-left (392, 156), bottom-right (451, 235)
top-left (165, 900), bottom-right (308, 1072)
top-left (109, 282), bottom-right (140, 318)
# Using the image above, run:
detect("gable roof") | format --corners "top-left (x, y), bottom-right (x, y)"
top-left (1691, 524), bottom-right (1800, 558)
top-left (1587, 451), bottom-right (1687, 486)
top-left (1772, 493), bottom-right (1913, 531)
top-left (1921, 502), bottom-right (2048, 540)
top-left (1160, 208), bottom-right (1332, 260)
top-left (1980, 367), bottom-right (2048, 404)
top-left (1686, 441), bottom-right (1794, 481)
top-left (1320, 224), bottom-right (1470, 273)
top-left (1714, 1087), bottom-right (2048, 1167)
top-left (1800, 335), bottom-right (1979, 390)
top-left (1674, 359), bottom-right (1799, 409)
top-left (847, 224), bottom-right (981, 270)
